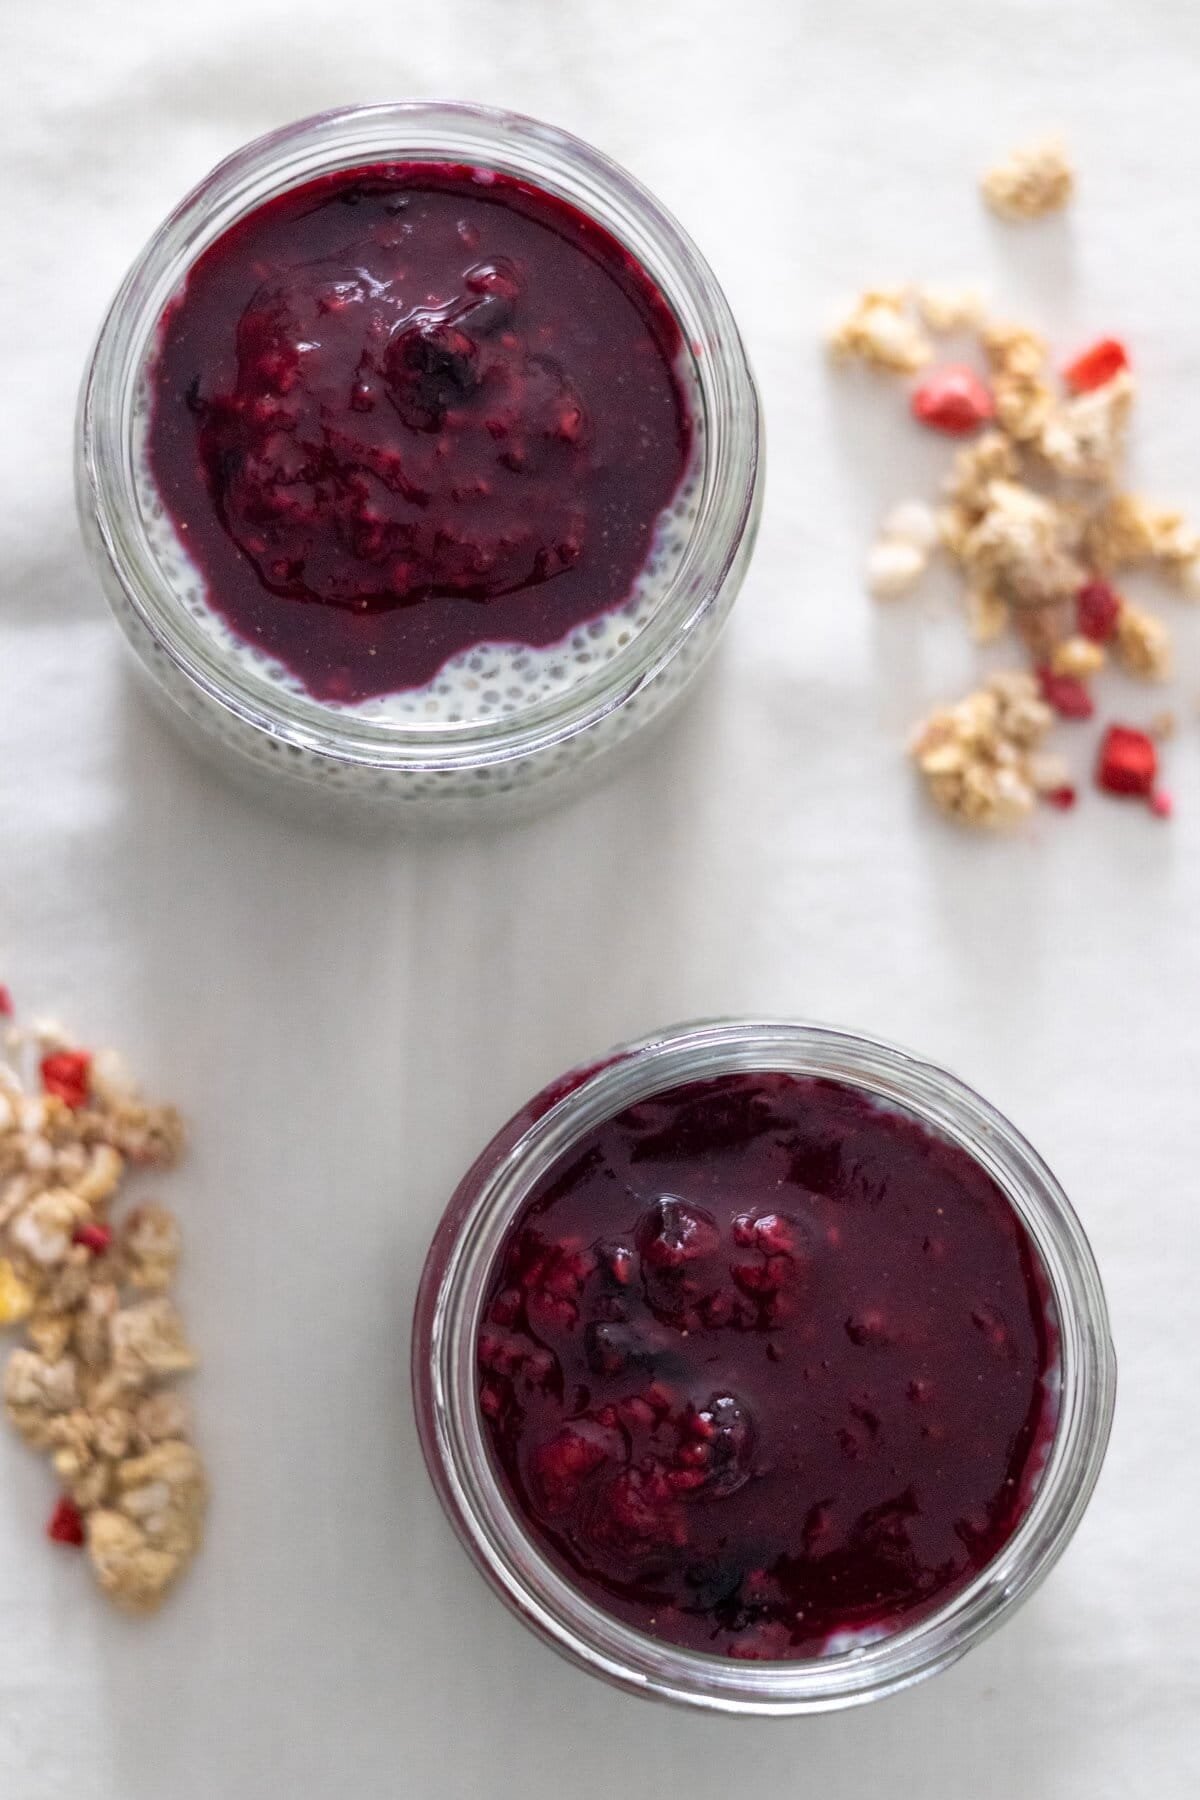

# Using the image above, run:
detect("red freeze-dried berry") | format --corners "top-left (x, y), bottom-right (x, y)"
top-left (1076, 579), bottom-right (1122, 642)
top-left (46, 1495), bottom-right (86, 1547)
top-left (1038, 669), bottom-right (1095, 720)
top-left (911, 365), bottom-right (996, 435)
top-left (0, 986), bottom-right (12, 1017)
top-left (72, 1222), bottom-right (113, 1257)
top-left (40, 1050), bottom-right (92, 1109)
top-left (1063, 337), bottom-right (1130, 394)
top-left (1150, 789), bottom-right (1174, 819)
top-left (1096, 725), bottom-right (1158, 797)
top-left (1045, 785), bottom-right (1078, 811)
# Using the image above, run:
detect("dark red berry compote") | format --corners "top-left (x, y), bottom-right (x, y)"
top-left (474, 1071), bottom-right (1057, 1662)
top-left (82, 107), bottom-right (762, 813)
top-left (145, 162), bottom-right (693, 705)
top-left (416, 1025), bottom-right (1115, 1707)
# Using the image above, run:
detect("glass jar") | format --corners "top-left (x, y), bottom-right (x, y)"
top-left (76, 103), bottom-right (762, 824)
top-left (413, 1019), bottom-right (1116, 1714)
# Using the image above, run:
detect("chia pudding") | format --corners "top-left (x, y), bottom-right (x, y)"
top-left (414, 1022), bottom-right (1115, 1711)
top-left (78, 105), bottom-right (762, 816)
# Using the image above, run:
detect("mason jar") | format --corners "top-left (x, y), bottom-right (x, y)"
top-left (77, 103), bottom-right (762, 824)
top-left (413, 1019), bottom-right (1116, 1713)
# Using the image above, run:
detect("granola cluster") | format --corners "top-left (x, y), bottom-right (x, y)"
top-left (981, 134), bottom-right (1075, 221)
top-left (0, 1010), bottom-right (204, 1612)
top-left (909, 672), bottom-right (1063, 828)
top-left (830, 140), bottom-right (1196, 827)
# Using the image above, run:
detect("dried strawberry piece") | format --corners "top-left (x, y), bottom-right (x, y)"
top-left (1096, 725), bottom-right (1157, 797)
top-left (1076, 579), bottom-right (1122, 643)
top-left (1044, 785), bottom-right (1078, 811)
top-left (72, 1222), bottom-right (113, 1257)
top-left (40, 1049), bottom-right (91, 1109)
top-left (1063, 337), bottom-right (1129, 394)
top-left (46, 1495), bottom-right (86, 1547)
top-left (1150, 789), bottom-right (1174, 819)
top-left (0, 986), bottom-right (12, 1018)
top-left (1038, 669), bottom-right (1095, 720)
top-left (911, 365), bottom-right (995, 436)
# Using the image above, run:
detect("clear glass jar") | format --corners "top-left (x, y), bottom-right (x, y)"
top-left (76, 103), bottom-right (762, 824)
top-left (413, 1019), bottom-right (1116, 1714)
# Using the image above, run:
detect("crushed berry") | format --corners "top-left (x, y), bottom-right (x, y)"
top-left (0, 986), bottom-right (12, 1017)
top-left (478, 1072), bottom-right (1056, 1661)
top-left (40, 1050), bottom-right (92, 1109)
top-left (1038, 668), bottom-right (1095, 720)
top-left (1150, 788), bottom-right (1174, 819)
top-left (46, 1495), bottom-right (86, 1547)
top-left (1062, 337), bottom-right (1130, 394)
top-left (72, 1222), bottom-right (113, 1257)
top-left (1096, 724), bottom-right (1158, 798)
top-left (910, 365), bottom-right (995, 435)
top-left (1076, 578), bottom-right (1123, 642)
top-left (147, 164), bottom-right (692, 702)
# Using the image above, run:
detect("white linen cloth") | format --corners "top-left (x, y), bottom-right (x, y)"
top-left (0, 1), bottom-right (1197, 1793)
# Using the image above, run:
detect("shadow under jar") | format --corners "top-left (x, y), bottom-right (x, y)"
top-left (77, 103), bottom-right (762, 825)
top-left (413, 1020), bottom-right (1115, 1713)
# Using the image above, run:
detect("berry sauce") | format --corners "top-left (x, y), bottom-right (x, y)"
top-left (145, 164), bottom-right (693, 703)
top-left (477, 1073), bottom-right (1057, 1661)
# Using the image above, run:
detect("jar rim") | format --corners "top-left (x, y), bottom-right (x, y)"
top-left (78, 101), bottom-right (761, 773)
top-left (413, 1018), bottom-right (1117, 1714)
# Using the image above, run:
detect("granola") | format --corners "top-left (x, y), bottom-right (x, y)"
top-left (830, 162), bottom-right (1198, 825)
top-left (981, 135), bottom-right (1075, 221)
top-left (1115, 602), bottom-right (1172, 679)
top-left (829, 287), bottom-right (932, 374)
top-left (910, 672), bottom-right (1055, 828)
top-left (0, 1010), bottom-right (204, 1612)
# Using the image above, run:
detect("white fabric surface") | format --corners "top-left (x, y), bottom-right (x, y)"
top-left (2, 2), bottom-right (1198, 1794)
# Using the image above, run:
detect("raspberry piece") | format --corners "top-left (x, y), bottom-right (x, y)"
top-left (531, 1422), bottom-right (616, 1516)
top-left (593, 1466), bottom-right (688, 1552)
top-left (1096, 725), bottom-right (1158, 798)
top-left (1063, 337), bottom-right (1129, 394)
top-left (1150, 789), bottom-right (1174, 820)
top-left (519, 1237), bottom-right (595, 1337)
top-left (731, 1253), bottom-right (793, 1298)
top-left (637, 1198), bottom-right (721, 1269)
top-left (0, 985), bottom-right (12, 1017)
top-left (46, 1495), bottom-right (86, 1547)
top-left (1044, 785), bottom-right (1078, 811)
top-left (1037, 668), bottom-right (1095, 720)
top-left (488, 1287), bottom-right (523, 1328)
top-left (1076, 579), bottom-right (1122, 643)
top-left (40, 1050), bottom-right (92, 1109)
top-left (731, 1212), bottom-right (795, 1256)
top-left (72, 1222), bottom-right (113, 1257)
top-left (910, 365), bottom-right (995, 436)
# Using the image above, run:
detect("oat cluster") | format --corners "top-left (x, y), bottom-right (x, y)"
top-left (829, 146), bottom-right (1197, 827)
top-left (0, 1015), bottom-right (204, 1612)
top-left (981, 134), bottom-right (1075, 221)
top-left (909, 671), bottom-right (1063, 829)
